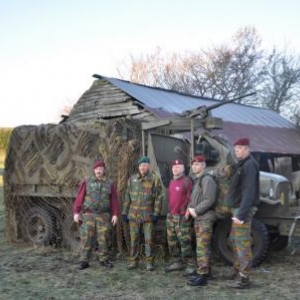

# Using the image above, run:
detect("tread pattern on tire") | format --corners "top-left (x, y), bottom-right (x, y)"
top-left (21, 206), bottom-right (54, 246)
top-left (213, 218), bottom-right (270, 267)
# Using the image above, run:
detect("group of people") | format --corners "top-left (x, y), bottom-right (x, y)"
top-left (73, 137), bottom-right (259, 290)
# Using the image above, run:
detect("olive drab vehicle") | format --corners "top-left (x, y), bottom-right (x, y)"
top-left (143, 94), bottom-right (300, 267)
top-left (3, 93), bottom-right (300, 266)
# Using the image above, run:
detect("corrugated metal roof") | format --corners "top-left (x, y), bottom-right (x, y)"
top-left (101, 75), bottom-right (294, 129)
top-left (93, 75), bottom-right (300, 155)
top-left (218, 122), bottom-right (300, 155)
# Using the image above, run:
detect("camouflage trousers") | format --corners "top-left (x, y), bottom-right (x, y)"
top-left (80, 212), bottom-right (111, 263)
top-left (129, 221), bottom-right (154, 263)
top-left (166, 214), bottom-right (194, 262)
top-left (194, 219), bottom-right (214, 275)
top-left (230, 208), bottom-right (256, 276)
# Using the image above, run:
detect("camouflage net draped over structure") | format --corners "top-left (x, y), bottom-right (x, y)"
top-left (4, 118), bottom-right (142, 254)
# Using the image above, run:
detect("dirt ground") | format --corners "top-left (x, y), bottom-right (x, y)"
top-left (1, 188), bottom-right (300, 299)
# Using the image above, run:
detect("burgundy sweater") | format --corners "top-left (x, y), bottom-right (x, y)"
top-left (168, 176), bottom-right (192, 215)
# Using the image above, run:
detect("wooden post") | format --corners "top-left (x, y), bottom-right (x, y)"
top-left (191, 119), bottom-right (195, 158)
top-left (142, 129), bottom-right (145, 155)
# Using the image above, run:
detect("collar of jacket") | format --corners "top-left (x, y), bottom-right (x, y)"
top-left (173, 173), bottom-right (184, 180)
top-left (237, 154), bottom-right (251, 167)
top-left (137, 171), bottom-right (151, 179)
top-left (195, 170), bottom-right (205, 178)
top-left (92, 175), bottom-right (106, 182)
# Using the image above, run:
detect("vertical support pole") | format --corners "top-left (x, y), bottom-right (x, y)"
top-left (142, 129), bottom-right (145, 155)
top-left (191, 119), bottom-right (195, 158)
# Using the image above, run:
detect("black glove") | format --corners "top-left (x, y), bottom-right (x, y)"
top-left (150, 214), bottom-right (159, 224)
top-left (122, 214), bottom-right (129, 223)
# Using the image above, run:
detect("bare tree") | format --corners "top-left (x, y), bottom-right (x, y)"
top-left (118, 27), bottom-right (300, 124)
top-left (259, 49), bottom-right (300, 114)
top-left (183, 27), bottom-right (266, 104)
top-left (119, 27), bottom-right (264, 100)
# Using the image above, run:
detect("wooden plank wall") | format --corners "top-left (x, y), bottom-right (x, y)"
top-left (68, 79), bottom-right (156, 122)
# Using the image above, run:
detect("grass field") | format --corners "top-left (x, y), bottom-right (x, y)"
top-left (0, 149), bottom-right (4, 186)
top-left (1, 183), bottom-right (300, 299)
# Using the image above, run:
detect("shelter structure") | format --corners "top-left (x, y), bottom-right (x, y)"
top-left (68, 74), bottom-right (300, 175)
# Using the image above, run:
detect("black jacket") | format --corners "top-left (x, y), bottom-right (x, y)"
top-left (227, 155), bottom-right (259, 221)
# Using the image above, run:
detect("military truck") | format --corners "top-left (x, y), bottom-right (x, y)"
top-left (3, 96), bottom-right (300, 266)
top-left (3, 118), bottom-right (143, 254)
top-left (141, 105), bottom-right (300, 266)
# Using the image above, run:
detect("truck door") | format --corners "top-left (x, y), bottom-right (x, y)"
top-left (147, 133), bottom-right (190, 216)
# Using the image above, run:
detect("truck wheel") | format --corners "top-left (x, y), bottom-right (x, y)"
top-left (213, 218), bottom-right (269, 267)
top-left (21, 206), bottom-right (54, 246)
top-left (61, 214), bottom-right (81, 253)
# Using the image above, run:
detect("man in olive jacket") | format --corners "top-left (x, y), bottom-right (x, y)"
top-left (122, 156), bottom-right (163, 271)
top-left (187, 155), bottom-right (217, 287)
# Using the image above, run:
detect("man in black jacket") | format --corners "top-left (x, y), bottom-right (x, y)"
top-left (226, 137), bottom-right (259, 289)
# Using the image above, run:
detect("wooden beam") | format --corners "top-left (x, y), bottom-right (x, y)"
top-left (142, 120), bottom-right (171, 130)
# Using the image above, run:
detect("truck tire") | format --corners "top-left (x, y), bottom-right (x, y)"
top-left (213, 218), bottom-right (269, 267)
top-left (21, 206), bottom-right (54, 246)
top-left (61, 214), bottom-right (81, 253)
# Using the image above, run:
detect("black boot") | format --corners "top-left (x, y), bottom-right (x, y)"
top-left (99, 260), bottom-right (113, 268)
top-left (187, 268), bottom-right (214, 281)
top-left (226, 273), bottom-right (250, 289)
top-left (78, 261), bottom-right (90, 270)
top-left (187, 274), bottom-right (208, 286)
top-left (184, 271), bottom-right (198, 278)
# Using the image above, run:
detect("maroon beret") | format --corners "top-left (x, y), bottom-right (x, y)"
top-left (191, 155), bottom-right (206, 164)
top-left (93, 160), bottom-right (105, 169)
top-left (234, 138), bottom-right (250, 146)
top-left (172, 159), bottom-right (184, 166)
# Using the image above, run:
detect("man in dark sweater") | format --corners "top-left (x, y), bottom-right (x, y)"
top-left (226, 138), bottom-right (259, 289)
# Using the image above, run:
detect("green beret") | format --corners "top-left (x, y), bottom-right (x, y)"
top-left (137, 156), bottom-right (150, 165)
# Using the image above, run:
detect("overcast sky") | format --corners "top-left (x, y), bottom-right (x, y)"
top-left (1, 0), bottom-right (300, 127)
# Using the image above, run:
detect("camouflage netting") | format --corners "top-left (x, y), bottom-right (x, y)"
top-left (3, 118), bottom-right (169, 258)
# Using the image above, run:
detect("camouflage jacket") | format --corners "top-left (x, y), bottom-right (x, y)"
top-left (122, 171), bottom-right (163, 222)
top-left (82, 177), bottom-right (112, 214)
top-left (73, 176), bottom-right (118, 216)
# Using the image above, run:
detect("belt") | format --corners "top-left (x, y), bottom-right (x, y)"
top-left (82, 208), bottom-right (109, 214)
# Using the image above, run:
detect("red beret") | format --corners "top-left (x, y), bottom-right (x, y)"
top-left (192, 155), bottom-right (205, 164)
top-left (234, 138), bottom-right (250, 146)
top-left (93, 160), bottom-right (105, 169)
top-left (172, 159), bottom-right (184, 166)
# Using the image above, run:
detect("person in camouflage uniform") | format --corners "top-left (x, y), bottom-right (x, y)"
top-left (73, 160), bottom-right (118, 270)
top-left (186, 155), bottom-right (217, 287)
top-left (122, 156), bottom-right (163, 271)
top-left (226, 138), bottom-right (259, 289)
top-left (164, 159), bottom-right (196, 276)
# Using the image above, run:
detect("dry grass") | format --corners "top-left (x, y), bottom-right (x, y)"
top-left (0, 150), bottom-right (4, 186)
top-left (0, 149), bottom-right (5, 167)
top-left (1, 187), bottom-right (300, 299)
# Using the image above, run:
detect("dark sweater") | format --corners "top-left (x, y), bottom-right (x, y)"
top-left (227, 155), bottom-right (260, 221)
